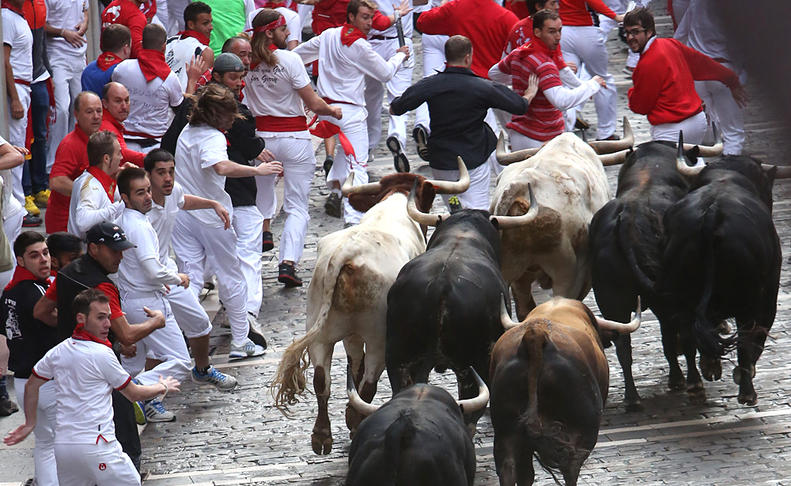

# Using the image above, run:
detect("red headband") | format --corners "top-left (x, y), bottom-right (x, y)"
top-left (247, 15), bottom-right (286, 34)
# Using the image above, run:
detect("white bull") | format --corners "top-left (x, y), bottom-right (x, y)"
top-left (491, 132), bottom-right (616, 319)
top-left (271, 160), bottom-right (469, 455)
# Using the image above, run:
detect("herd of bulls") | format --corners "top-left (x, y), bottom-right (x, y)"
top-left (269, 122), bottom-right (789, 486)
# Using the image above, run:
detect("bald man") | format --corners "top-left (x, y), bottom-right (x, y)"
top-left (100, 83), bottom-right (145, 167)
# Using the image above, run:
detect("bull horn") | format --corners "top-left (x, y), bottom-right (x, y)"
top-left (426, 157), bottom-right (471, 194)
top-left (761, 164), bottom-right (791, 179)
top-left (490, 183), bottom-right (540, 229)
top-left (500, 298), bottom-right (521, 330)
top-left (676, 131), bottom-right (706, 176)
top-left (596, 296), bottom-right (642, 334)
top-left (407, 181), bottom-right (449, 226)
top-left (496, 131), bottom-right (542, 165)
top-left (341, 172), bottom-right (383, 196)
top-left (346, 366), bottom-right (379, 417)
top-left (587, 117), bottom-right (634, 154)
top-left (599, 149), bottom-right (631, 166)
top-left (684, 142), bottom-right (723, 157)
top-left (457, 367), bottom-right (490, 414)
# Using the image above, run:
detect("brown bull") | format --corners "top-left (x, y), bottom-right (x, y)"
top-left (490, 297), bottom-right (640, 486)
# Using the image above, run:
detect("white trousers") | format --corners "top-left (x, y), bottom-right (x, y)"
top-left (695, 79), bottom-right (744, 155)
top-left (165, 283), bottom-right (213, 339)
top-left (55, 440), bottom-right (140, 486)
top-left (15, 378), bottom-right (58, 485)
top-left (650, 111), bottom-right (707, 145)
top-left (599, 9), bottom-right (640, 68)
top-left (484, 109), bottom-right (507, 177)
top-left (166, 0), bottom-right (188, 34)
top-left (7, 83), bottom-right (30, 204)
top-left (119, 291), bottom-right (191, 383)
top-left (364, 38), bottom-right (415, 149)
top-left (431, 162), bottom-right (490, 211)
top-left (47, 51), bottom-right (85, 171)
top-left (0, 208), bottom-right (24, 290)
top-left (255, 174), bottom-right (277, 221)
top-left (261, 135), bottom-right (314, 264)
top-left (232, 205), bottom-right (263, 316)
top-left (172, 211), bottom-right (250, 345)
top-left (323, 104), bottom-right (369, 224)
top-left (508, 129), bottom-right (545, 150)
top-left (560, 26), bottom-right (617, 139)
top-left (125, 140), bottom-right (160, 154)
top-left (414, 33), bottom-right (448, 131)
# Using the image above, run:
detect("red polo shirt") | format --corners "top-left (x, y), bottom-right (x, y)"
top-left (102, 0), bottom-right (146, 58)
top-left (559, 0), bottom-right (616, 26)
top-left (46, 126), bottom-right (91, 234)
top-left (99, 111), bottom-right (144, 167)
top-left (417, 0), bottom-right (518, 78)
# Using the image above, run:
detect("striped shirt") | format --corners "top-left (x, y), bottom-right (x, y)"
top-left (497, 43), bottom-right (564, 141)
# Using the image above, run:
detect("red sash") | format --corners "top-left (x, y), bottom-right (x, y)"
top-left (255, 115), bottom-right (308, 132)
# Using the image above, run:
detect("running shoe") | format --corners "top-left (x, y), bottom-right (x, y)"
top-left (24, 195), bottom-right (40, 216)
top-left (278, 262), bottom-right (303, 287)
top-left (192, 366), bottom-right (238, 391)
top-left (144, 397), bottom-right (175, 422)
top-left (34, 189), bottom-right (50, 207)
top-left (133, 400), bottom-right (146, 425)
top-left (386, 135), bottom-right (410, 173)
top-left (229, 338), bottom-right (266, 360)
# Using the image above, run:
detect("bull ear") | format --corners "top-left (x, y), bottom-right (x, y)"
top-left (765, 165), bottom-right (778, 184)
top-left (685, 146), bottom-right (701, 161)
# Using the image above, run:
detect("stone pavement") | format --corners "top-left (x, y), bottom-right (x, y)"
top-left (3, 4), bottom-right (791, 485)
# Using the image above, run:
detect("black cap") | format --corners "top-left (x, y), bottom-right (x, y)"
top-left (85, 222), bottom-right (136, 251)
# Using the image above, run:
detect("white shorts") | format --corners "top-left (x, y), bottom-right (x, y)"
top-left (55, 440), bottom-right (140, 486)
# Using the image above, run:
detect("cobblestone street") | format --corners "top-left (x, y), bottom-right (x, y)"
top-left (3, 5), bottom-right (791, 485)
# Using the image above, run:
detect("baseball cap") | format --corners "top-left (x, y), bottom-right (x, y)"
top-left (213, 53), bottom-right (245, 73)
top-left (85, 222), bottom-right (136, 251)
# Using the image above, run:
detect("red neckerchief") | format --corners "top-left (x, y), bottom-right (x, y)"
top-left (102, 110), bottom-right (124, 133)
top-left (72, 322), bottom-right (112, 348)
top-left (137, 48), bottom-right (171, 82)
top-left (178, 29), bottom-right (210, 46)
top-left (249, 44), bottom-right (278, 71)
top-left (518, 38), bottom-right (566, 70)
top-left (262, 0), bottom-right (285, 7)
top-left (1, 0), bottom-right (25, 16)
top-left (340, 23), bottom-right (366, 47)
top-left (97, 52), bottom-right (123, 71)
top-left (86, 166), bottom-right (116, 202)
top-left (4, 265), bottom-right (48, 291)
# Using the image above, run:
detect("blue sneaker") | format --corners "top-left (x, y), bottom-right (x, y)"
top-left (192, 366), bottom-right (237, 391)
top-left (144, 397), bottom-right (175, 422)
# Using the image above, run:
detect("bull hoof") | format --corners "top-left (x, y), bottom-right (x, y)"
top-left (732, 365), bottom-right (756, 385)
top-left (688, 388), bottom-right (707, 405)
top-left (624, 399), bottom-right (644, 413)
top-left (700, 357), bottom-right (722, 381)
top-left (738, 391), bottom-right (758, 406)
top-left (687, 380), bottom-right (704, 394)
top-left (311, 433), bottom-right (333, 455)
top-left (668, 372), bottom-right (686, 391)
top-left (345, 403), bottom-right (363, 433)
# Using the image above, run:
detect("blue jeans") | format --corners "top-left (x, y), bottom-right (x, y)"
top-left (0, 375), bottom-right (8, 400)
top-left (23, 80), bottom-right (49, 195)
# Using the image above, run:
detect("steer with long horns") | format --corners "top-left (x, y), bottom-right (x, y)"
top-left (385, 184), bottom-right (538, 433)
top-left (271, 160), bottom-right (470, 455)
top-left (491, 297), bottom-right (641, 486)
top-left (345, 367), bottom-right (488, 486)
top-left (491, 131), bottom-right (615, 319)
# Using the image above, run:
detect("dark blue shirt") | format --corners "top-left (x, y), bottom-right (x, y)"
top-left (81, 61), bottom-right (119, 95)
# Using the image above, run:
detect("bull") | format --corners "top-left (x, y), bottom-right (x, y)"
top-left (344, 367), bottom-right (489, 486)
top-left (657, 143), bottom-right (790, 405)
top-left (271, 160), bottom-right (469, 454)
top-left (385, 185), bottom-right (538, 431)
top-left (491, 121), bottom-right (634, 319)
top-left (491, 297), bottom-right (641, 486)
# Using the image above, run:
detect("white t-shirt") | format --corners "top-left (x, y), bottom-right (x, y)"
top-left (243, 49), bottom-right (310, 138)
top-left (148, 181), bottom-right (185, 272)
top-left (2, 8), bottom-right (33, 82)
top-left (112, 59), bottom-right (184, 139)
top-left (117, 208), bottom-right (181, 295)
top-left (174, 124), bottom-right (233, 227)
top-left (68, 170), bottom-right (124, 240)
top-left (246, 7), bottom-right (300, 46)
top-left (33, 338), bottom-right (132, 444)
top-left (44, 0), bottom-right (89, 56)
top-left (165, 34), bottom-right (208, 90)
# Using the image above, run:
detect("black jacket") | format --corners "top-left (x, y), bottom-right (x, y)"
top-left (390, 66), bottom-right (528, 170)
top-left (55, 254), bottom-right (115, 343)
top-left (0, 275), bottom-right (55, 378)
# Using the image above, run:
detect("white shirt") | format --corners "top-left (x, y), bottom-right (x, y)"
top-left (294, 26), bottom-right (406, 107)
top-left (148, 181), bottom-right (185, 273)
top-left (33, 338), bottom-right (131, 444)
top-left (44, 0), bottom-right (88, 56)
top-left (165, 34), bottom-right (209, 90)
top-left (112, 59), bottom-right (184, 139)
top-left (2, 8), bottom-right (33, 82)
top-left (244, 49), bottom-right (310, 138)
top-left (368, 0), bottom-right (413, 39)
top-left (175, 124), bottom-right (233, 227)
top-left (674, 0), bottom-right (731, 63)
top-left (0, 137), bottom-right (24, 221)
top-left (245, 7), bottom-right (300, 46)
top-left (67, 170), bottom-right (124, 240)
top-left (117, 208), bottom-right (181, 295)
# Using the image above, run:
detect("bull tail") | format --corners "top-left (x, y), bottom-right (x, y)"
top-left (519, 320), bottom-right (549, 439)
top-left (693, 205), bottom-right (737, 356)
top-left (271, 251), bottom-right (343, 414)
top-left (615, 206), bottom-right (656, 294)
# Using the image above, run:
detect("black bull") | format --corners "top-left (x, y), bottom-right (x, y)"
top-left (658, 155), bottom-right (781, 406)
top-left (385, 209), bottom-right (509, 428)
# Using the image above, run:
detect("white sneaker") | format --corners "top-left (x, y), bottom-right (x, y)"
top-left (229, 338), bottom-right (266, 360)
top-left (192, 366), bottom-right (238, 391)
top-left (144, 397), bottom-right (175, 422)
